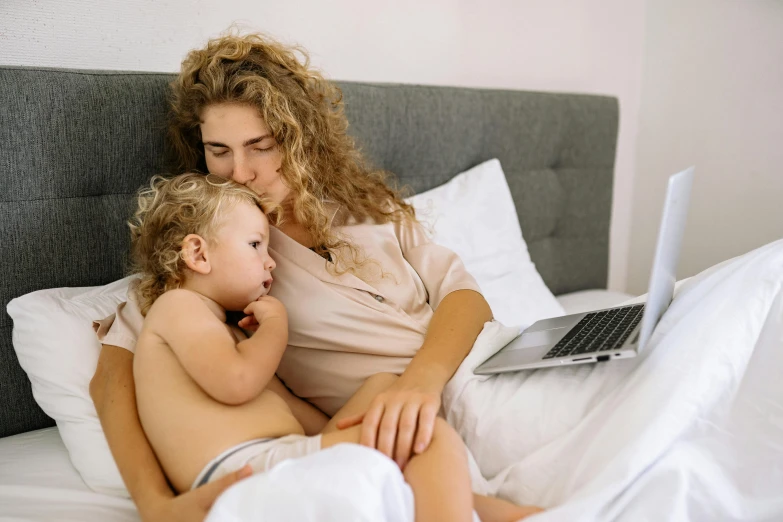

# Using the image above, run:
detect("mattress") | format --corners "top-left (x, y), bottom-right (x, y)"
top-left (0, 427), bottom-right (138, 522)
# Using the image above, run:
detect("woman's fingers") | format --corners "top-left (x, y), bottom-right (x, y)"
top-left (394, 402), bottom-right (420, 469)
top-left (192, 464), bottom-right (252, 509)
top-left (413, 402), bottom-right (439, 455)
top-left (376, 402), bottom-right (404, 459)
top-left (359, 401), bottom-right (386, 450)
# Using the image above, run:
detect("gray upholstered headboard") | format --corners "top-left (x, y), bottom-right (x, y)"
top-left (0, 66), bottom-right (618, 438)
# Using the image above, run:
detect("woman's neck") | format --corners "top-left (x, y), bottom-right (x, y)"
top-left (277, 220), bottom-right (314, 248)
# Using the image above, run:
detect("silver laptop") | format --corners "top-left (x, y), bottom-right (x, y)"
top-left (475, 166), bottom-right (694, 375)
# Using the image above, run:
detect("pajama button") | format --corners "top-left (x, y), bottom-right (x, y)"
top-left (374, 295), bottom-right (384, 303)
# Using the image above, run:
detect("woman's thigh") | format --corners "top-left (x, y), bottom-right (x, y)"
top-left (321, 373), bottom-right (398, 434)
top-left (320, 424), bottom-right (363, 449)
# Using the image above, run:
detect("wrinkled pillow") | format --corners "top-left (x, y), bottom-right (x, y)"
top-left (7, 277), bottom-right (135, 497)
top-left (405, 159), bottom-right (564, 328)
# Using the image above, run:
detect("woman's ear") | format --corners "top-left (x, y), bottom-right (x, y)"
top-left (181, 234), bottom-right (211, 275)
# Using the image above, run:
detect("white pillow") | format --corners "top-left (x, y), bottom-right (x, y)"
top-left (7, 276), bottom-right (135, 497)
top-left (405, 159), bottom-right (564, 328)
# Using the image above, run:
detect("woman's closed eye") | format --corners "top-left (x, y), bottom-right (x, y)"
top-left (211, 148), bottom-right (269, 158)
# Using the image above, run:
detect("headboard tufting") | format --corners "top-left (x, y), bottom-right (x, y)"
top-left (0, 66), bottom-right (618, 437)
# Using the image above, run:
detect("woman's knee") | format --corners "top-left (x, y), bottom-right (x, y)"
top-left (430, 417), bottom-right (461, 446)
top-left (320, 424), bottom-right (363, 450)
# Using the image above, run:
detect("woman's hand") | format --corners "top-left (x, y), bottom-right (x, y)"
top-left (336, 373), bottom-right (443, 470)
top-left (141, 466), bottom-right (251, 522)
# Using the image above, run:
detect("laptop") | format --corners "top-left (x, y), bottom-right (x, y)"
top-left (474, 166), bottom-right (694, 375)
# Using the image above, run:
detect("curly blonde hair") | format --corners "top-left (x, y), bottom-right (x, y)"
top-left (129, 173), bottom-right (280, 315)
top-left (167, 31), bottom-right (416, 271)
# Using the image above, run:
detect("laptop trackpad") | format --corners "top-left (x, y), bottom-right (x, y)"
top-left (512, 328), bottom-right (569, 350)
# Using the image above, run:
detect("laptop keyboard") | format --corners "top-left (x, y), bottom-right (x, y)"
top-left (542, 304), bottom-right (645, 359)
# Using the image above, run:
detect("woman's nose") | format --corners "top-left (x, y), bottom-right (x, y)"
top-left (232, 158), bottom-right (255, 184)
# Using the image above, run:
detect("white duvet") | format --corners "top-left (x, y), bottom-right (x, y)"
top-left (209, 239), bottom-right (783, 522)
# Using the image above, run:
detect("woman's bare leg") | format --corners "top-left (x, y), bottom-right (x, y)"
top-left (400, 417), bottom-right (473, 522)
top-left (473, 494), bottom-right (544, 521)
top-left (321, 373), bottom-right (542, 521)
top-left (321, 417), bottom-right (473, 522)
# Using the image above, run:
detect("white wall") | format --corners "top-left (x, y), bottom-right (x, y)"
top-left (0, 0), bottom-right (647, 292)
top-left (628, 0), bottom-right (783, 294)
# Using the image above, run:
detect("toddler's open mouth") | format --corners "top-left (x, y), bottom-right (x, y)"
top-left (263, 278), bottom-right (273, 289)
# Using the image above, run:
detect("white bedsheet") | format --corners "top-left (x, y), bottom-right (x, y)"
top-left (206, 443), bottom-right (416, 522)
top-left (0, 427), bottom-right (138, 522)
top-left (443, 239), bottom-right (783, 521)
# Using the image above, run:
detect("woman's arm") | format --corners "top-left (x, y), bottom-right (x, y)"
top-left (340, 289), bottom-right (492, 468)
top-left (90, 345), bottom-right (249, 522)
top-left (403, 289), bottom-right (492, 393)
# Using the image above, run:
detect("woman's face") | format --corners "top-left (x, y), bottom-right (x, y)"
top-left (200, 103), bottom-right (291, 206)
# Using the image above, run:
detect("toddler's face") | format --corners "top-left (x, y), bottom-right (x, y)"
top-left (207, 201), bottom-right (276, 311)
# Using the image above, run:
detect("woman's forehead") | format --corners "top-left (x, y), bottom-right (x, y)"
top-left (200, 103), bottom-right (269, 138)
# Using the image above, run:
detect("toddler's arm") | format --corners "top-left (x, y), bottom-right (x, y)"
top-left (146, 289), bottom-right (288, 405)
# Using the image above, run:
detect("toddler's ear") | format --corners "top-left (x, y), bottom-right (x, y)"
top-left (181, 234), bottom-right (211, 275)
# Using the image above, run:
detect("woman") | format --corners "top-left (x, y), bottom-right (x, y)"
top-left (90, 32), bottom-right (493, 521)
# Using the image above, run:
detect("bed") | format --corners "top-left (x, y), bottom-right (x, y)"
top-left (4, 67), bottom-right (781, 521)
top-left (0, 65), bottom-right (620, 519)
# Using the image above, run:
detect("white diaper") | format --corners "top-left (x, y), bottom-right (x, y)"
top-left (191, 434), bottom-right (322, 490)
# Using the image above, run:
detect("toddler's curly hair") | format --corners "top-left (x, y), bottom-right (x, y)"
top-left (129, 173), bottom-right (280, 315)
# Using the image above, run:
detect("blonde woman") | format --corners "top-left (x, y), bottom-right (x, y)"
top-left (91, 33), bottom-right (499, 521)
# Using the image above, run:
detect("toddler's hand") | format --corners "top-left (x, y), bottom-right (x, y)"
top-left (237, 314), bottom-right (259, 332)
top-left (242, 295), bottom-right (287, 327)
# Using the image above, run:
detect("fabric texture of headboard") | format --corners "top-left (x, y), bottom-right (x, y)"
top-left (0, 66), bottom-right (618, 438)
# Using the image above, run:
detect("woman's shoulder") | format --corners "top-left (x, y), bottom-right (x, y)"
top-left (332, 198), bottom-right (416, 227)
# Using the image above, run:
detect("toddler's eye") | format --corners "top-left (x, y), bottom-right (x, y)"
top-left (250, 242), bottom-right (259, 249)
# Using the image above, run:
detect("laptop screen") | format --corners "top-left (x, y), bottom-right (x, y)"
top-left (637, 166), bottom-right (695, 350)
